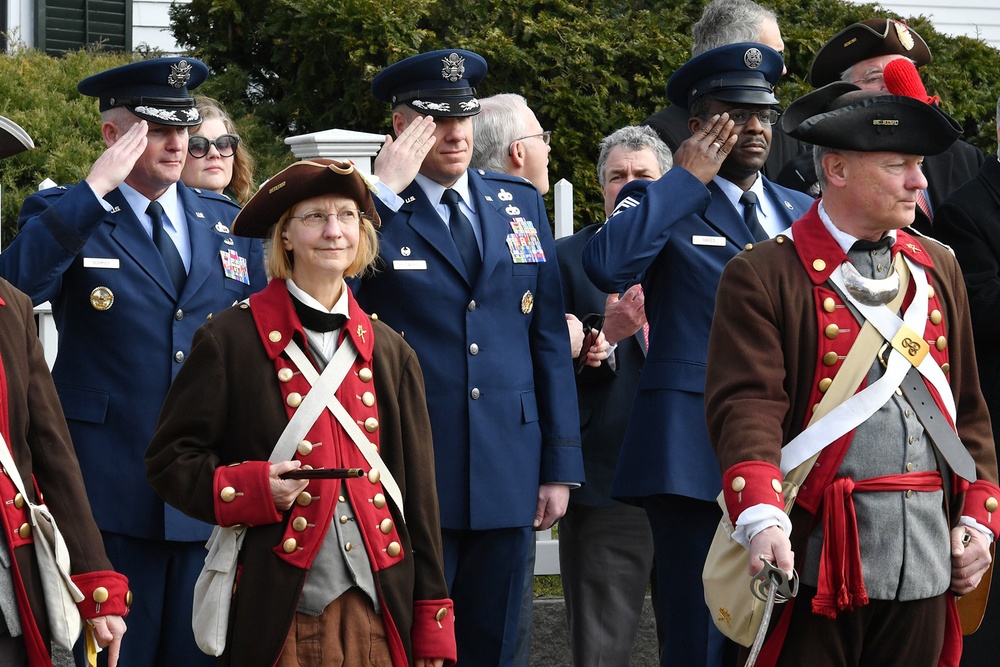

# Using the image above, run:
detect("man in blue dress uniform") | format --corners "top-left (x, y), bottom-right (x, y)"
top-left (358, 49), bottom-right (584, 665)
top-left (583, 43), bottom-right (814, 667)
top-left (0, 58), bottom-right (265, 666)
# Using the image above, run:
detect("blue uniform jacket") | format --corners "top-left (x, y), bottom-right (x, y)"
top-left (356, 169), bottom-right (583, 530)
top-left (582, 168), bottom-right (813, 503)
top-left (0, 181), bottom-right (265, 541)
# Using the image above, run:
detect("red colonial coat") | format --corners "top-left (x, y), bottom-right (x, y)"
top-left (145, 279), bottom-right (456, 666)
top-left (0, 279), bottom-right (128, 666)
top-left (705, 203), bottom-right (1000, 666)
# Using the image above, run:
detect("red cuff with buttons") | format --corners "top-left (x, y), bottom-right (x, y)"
top-left (962, 480), bottom-right (1000, 541)
top-left (213, 461), bottom-right (283, 527)
top-left (722, 461), bottom-right (785, 526)
top-left (71, 571), bottom-right (130, 619)
top-left (411, 598), bottom-right (457, 665)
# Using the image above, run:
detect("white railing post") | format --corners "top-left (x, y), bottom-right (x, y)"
top-left (553, 178), bottom-right (573, 240)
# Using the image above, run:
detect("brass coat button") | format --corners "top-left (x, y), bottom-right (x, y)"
top-left (345, 542), bottom-right (353, 552)
top-left (373, 493), bottom-right (386, 509)
top-left (296, 492), bottom-right (313, 507)
top-left (771, 479), bottom-right (782, 493)
top-left (906, 462), bottom-right (915, 472)
top-left (813, 259), bottom-right (827, 272)
top-left (340, 515), bottom-right (349, 524)
top-left (359, 368), bottom-right (373, 383)
top-left (941, 363), bottom-right (951, 375)
top-left (13, 493), bottom-right (23, 509)
top-left (387, 541), bottom-right (401, 557)
top-left (823, 298), bottom-right (836, 313)
top-left (362, 392), bottom-right (375, 407)
top-left (436, 607), bottom-right (448, 622)
top-left (339, 495), bottom-right (347, 503)
top-left (744, 243), bottom-right (753, 252)
top-left (297, 440), bottom-right (313, 456)
top-left (936, 336), bottom-right (947, 351)
top-left (929, 310), bottom-right (942, 325)
top-left (220, 486), bottom-right (237, 503)
top-left (93, 587), bottom-right (109, 603)
top-left (927, 285), bottom-right (936, 299)
top-left (364, 417), bottom-right (379, 433)
top-left (370, 313), bottom-right (378, 321)
top-left (905, 490), bottom-right (914, 499)
top-left (268, 331), bottom-right (282, 343)
top-left (18, 523), bottom-right (30, 538)
top-left (818, 378), bottom-right (833, 393)
top-left (278, 368), bottom-right (294, 383)
top-left (823, 351), bottom-right (839, 366)
top-left (282, 538), bottom-right (297, 553)
top-left (368, 469), bottom-right (381, 484)
top-left (731, 476), bottom-right (746, 492)
top-left (379, 518), bottom-right (393, 534)
top-left (824, 324), bottom-right (840, 340)
top-left (986, 497), bottom-right (999, 512)
top-left (126, 590), bottom-right (133, 606)
top-left (292, 517), bottom-right (308, 532)
top-left (286, 392), bottom-right (303, 408)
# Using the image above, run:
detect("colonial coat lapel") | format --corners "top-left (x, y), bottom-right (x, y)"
top-left (105, 188), bottom-right (178, 298)
top-left (398, 181), bottom-right (471, 284)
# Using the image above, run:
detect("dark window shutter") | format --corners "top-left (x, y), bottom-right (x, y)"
top-left (37, 0), bottom-right (132, 56)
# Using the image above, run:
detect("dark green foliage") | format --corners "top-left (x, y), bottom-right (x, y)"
top-left (169, 0), bottom-right (1000, 229)
top-left (1, 1), bottom-right (999, 241)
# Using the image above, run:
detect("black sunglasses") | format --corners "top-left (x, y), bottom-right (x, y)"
top-left (188, 134), bottom-right (240, 158)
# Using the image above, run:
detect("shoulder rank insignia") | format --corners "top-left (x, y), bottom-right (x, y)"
top-left (498, 189), bottom-right (514, 202)
top-left (215, 221), bottom-right (230, 233)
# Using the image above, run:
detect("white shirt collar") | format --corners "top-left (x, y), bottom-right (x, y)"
top-left (119, 182), bottom-right (182, 233)
top-left (817, 200), bottom-right (897, 254)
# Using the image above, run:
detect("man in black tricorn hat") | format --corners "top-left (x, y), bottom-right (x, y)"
top-left (705, 83), bottom-right (1000, 666)
top-left (0, 58), bottom-right (265, 666)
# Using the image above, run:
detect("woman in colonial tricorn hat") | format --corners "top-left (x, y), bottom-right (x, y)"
top-left (146, 159), bottom-right (456, 666)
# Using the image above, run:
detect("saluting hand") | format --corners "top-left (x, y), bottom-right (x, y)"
top-left (269, 460), bottom-right (309, 511)
top-left (85, 120), bottom-right (149, 198)
top-left (672, 113), bottom-right (738, 186)
top-left (374, 115), bottom-right (437, 194)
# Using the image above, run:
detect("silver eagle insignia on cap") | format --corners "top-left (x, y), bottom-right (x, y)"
top-left (744, 48), bottom-right (763, 69)
top-left (168, 60), bottom-right (193, 88)
top-left (441, 53), bottom-right (466, 82)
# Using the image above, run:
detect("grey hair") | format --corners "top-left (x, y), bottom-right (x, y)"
top-left (101, 106), bottom-right (140, 128)
top-left (692, 0), bottom-right (777, 56)
top-left (470, 94), bottom-right (531, 173)
top-left (813, 144), bottom-right (833, 191)
top-left (597, 125), bottom-right (673, 186)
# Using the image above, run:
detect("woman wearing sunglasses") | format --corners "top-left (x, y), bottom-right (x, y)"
top-left (181, 97), bottom-right (256, 203)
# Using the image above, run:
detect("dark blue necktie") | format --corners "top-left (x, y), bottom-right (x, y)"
top-left (739, 191), bottom-right (769, 242)
top-left (147, 200), bottom-right (186, 293)
top-left (441, 188), bottom-right (481, 280)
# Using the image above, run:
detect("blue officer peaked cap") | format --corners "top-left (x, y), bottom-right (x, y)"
top-left (667, 43), bottom-right (784, 109)
top-left (78, 57), bottom-right (209, 126)
top-left (372, 49), bottom-right (487, 117)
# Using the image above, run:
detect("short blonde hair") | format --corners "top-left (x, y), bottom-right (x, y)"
top-left (265, 209), bottom-right (379, 280)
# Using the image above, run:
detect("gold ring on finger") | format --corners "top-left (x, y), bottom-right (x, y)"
top-left (711, 142), bottom-right (722, 149)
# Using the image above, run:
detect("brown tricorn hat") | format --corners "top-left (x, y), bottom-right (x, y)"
top-left (232, 159), bottom-right (380, 238)
top-left (809, 19), bottom-right (931, 87)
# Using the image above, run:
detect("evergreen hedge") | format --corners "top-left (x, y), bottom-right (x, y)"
top-left (0, 0), bottom-right (999, 240)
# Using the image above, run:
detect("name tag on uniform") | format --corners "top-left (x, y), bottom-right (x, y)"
top-left (692, 235), bottom-right (726, 247)
top-left (393, 260), bottom-right (427, 270)
top-left (83, 257), bottom-right (120, 269)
